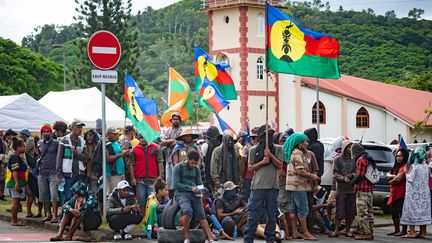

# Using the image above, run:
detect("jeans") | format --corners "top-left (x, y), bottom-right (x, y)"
top-left (136, 182), bottom-right (154, 206)
top-left (243, 179), bottom-right (252, 202)
top-left (207, 214), bottom-right (224, 233)
top-left (244, 189), bottom-right (279, 243)
top-left (63, 176), bottom-right (83, 204)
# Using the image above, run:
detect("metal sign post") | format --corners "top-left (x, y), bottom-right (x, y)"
top-left (101, 83), bottom-right (107, 218)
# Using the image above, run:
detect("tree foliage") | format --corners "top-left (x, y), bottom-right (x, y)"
top-left (0, 37), bottom-right (64, 98)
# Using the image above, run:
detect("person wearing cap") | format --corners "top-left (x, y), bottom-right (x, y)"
top-left (235, 131), bottom-right (247, 156)
top-left (243, 125), bottom-right (284, 243)
top-left (37, 124), bottom-right (61, 223)
top-left (50, 181), bottom-right (101, 241)
top-left (172, 150), bottom-right (215, 243)
top-left (284, 132), bottom-right (320, 240)
top-left (215, 181), bottom-right (247, 237)
top-left (160, 112), bottom-right (182, 196)
top-left (106, 180), bottom-right (143, 240)
top-left (211, 133), bottom-right (240, 190)
top-left (56, 120), bottom-right (88, 204)
top-left (240, 127), bottom-right (259, 202)
top-left (129, 133), bottom-right (163, 213)
top-left (105, 127), bottom-right (130, 193)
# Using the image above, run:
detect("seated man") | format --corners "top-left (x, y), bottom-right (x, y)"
top-left (50, 182), bottom-right (101, 241)
top-left (215, 181), bottom-right (248, 237)
top-left (106, 180), bottom-right (143, 240)
top-left (172, 150), bottom-right (215, 243)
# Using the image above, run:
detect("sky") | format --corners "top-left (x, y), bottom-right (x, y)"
top-left (0, 0), bottom-right (431, 45)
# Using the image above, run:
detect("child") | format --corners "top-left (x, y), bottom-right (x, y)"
top-left (202, 188), bottom-right (233, 240)
top-left (6, 139), bottom-right (27, 226)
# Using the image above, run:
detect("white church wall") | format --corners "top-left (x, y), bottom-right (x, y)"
top-left (301, 87), bottom-right (342, 138)
top-left (248, 95), bottom-right (277, 129)
top-left (385, 113), bottom-right (410, 144)
top-left (278, 74), bottom-right (296, 131)
top-left (211, 9), bottom-right (241, 51)
top-left (347, 101), bottom-right (386, 142)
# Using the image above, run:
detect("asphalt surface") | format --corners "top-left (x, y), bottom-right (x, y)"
top-left (0, 219), bottom-right (430, 242)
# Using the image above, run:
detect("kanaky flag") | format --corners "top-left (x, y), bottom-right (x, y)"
top-left (399, 137), bottom-right (408, 150)
top-left (124, 74), bottom-right (160, 142)
top-left (194, 47), bottom-right (237, 100)
top-left (199, 77), bottom-right (230, 113)
top-left (267, 4), bottom-right (340, 79)
top-left (215, 113), bottom-right (236, 136)
top-left (161, 67), bottom-right (194, 127)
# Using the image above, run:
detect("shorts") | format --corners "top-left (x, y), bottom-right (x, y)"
top-left (38, 175), bottom-right (59, 202)
top-left (287, 191), bottom-right (309, 217)
top-left (278, 186), bottom-right (292, 213)
top-left (336, 192), bottom-right (356, 220)
top-left (9, 187), bottom-right (26, 199)
top-left (175, 194), bottom-right (206, 220)
top-left (390, 198), bottom-right (404, 217)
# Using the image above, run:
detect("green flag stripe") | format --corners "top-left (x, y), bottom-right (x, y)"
top-left (170, 79), bottom-right (188, 93)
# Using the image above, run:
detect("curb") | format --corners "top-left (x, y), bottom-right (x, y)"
top-left (0, 212), bottom-right (146, 241)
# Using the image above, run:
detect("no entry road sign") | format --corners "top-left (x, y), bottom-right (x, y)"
top-left (87, 30), bottom-right (121, 70)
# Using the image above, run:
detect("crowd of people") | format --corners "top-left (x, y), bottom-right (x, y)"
top-left (0, 112), bottom-right (431, 242)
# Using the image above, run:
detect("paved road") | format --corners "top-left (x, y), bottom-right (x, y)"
top-left (0, 219), bottom-right (430, 242)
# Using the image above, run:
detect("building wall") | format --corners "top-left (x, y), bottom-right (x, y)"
top-left (211, 9), bottom-right (241, 51)
top-left (410, 127), bottom-right (432, 143)
top-left (278, 74), bottom-right (296, 131)
top-left (301, 86), bottom-right (342, 138)
top-left (384, 112), bottom-right (410, 144)
top-left (248, 95), bottom-right (277, 129)
top-left (247, 7), bottom-right (265, 49)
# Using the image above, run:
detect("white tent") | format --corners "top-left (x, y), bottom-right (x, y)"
top-left (38, 87), bottom-right (129, 128)
top-left (0, 93), bottom-right (65, 132)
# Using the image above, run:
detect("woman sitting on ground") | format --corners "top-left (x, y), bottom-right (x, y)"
top-left (143, 178), bottom-right (170, 237)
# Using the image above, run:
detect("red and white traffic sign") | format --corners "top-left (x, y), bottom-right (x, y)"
top-left (87, 30), bottom-right (121, 70)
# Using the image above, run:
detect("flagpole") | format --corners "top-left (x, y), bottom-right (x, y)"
top-left (265, 0), bottom-right (269, 149)
top-left (316, 77), bottom-right (320, 138)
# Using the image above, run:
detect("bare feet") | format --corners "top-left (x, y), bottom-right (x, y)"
top-left (49, 235), bottom-right (64, 241)
top-left (303, 232), bottom-right (318, 241)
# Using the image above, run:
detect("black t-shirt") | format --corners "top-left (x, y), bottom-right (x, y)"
top-left (215, 195), bottom-right (245, 214)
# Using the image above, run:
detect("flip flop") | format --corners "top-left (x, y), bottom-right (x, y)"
top-left (401, 234), bottom-right (417, 238)
top-left (25, 214), bottom-right (34, 218)
top-left (50, 218), bottom-right (59, 224)
top-left (32, 214), bottom-right (42, 218)
top-left (49, 236), bottom-right (64, 241)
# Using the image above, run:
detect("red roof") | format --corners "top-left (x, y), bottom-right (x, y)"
top-left (301, 75), bottom-right (432, 126)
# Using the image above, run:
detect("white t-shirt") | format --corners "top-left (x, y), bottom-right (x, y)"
top-left (120, 198), bottom-right (126, 207)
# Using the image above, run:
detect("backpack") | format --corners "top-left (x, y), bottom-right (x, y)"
top-left (364, 158), bottom-right (380, 184)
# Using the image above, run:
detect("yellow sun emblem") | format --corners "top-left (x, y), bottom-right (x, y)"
top-left (270, 20), bottom-right (306, 62)
top-left (202, 86), bottom-right (215, 100)
top-left (127, 87), bottom-right (143, 122)
top-left (197, 56), bottom-right (218, 81)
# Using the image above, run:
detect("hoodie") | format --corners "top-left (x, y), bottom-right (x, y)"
top-left (333, 141), bottom-right (356, 193)
top-left (210, 134), bottom-right (240, 185)
top-left (304, 128), bottom-right (324, 177)
top-left (203, 126), bottom-right (221, 186)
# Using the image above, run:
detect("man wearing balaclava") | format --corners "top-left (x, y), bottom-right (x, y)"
top-left (243, 125), bottom-right (283, 243)
top-left (351, 143), bottom-right (374, 240)
top-left (202, 126), bottom-right (221, 191)
top-left (210, 133), bottom-right (240, 189)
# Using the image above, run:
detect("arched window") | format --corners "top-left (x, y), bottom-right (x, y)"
top-left (257, 13), bottom-right (264, 37)
top-left (312, 101), bottom-right (326, 124)
top-left (356, 107), bottom-right (369, 128)
top-left (257, 57), bottom-right (264, 80)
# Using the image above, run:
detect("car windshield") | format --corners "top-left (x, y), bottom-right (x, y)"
top-left (365, 146), bottom-right (394, 164)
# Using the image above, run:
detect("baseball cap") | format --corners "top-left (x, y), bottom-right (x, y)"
top-left (106, 127), bottom-right (120, 134)
top-left (117, 180), bottom-right (131, 190)
top-left (70, 120), bottom-right (85, 129)
top-left (170, 112), bottom-right (182, 121)
top-left (20, 129), bottom-right (31, 137)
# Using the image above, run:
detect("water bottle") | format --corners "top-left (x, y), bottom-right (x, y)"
top-left (147, 224), bottom-right (152, 240)
top-left (233, 225), bottom-right (238, 238)
top-left (58, 181), bottom-right (65, 192)
top-left (153, 223), bottom-right (159, 239)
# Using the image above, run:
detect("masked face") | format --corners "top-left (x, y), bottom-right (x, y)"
top-left (224, 189), bottom-right (237, 200)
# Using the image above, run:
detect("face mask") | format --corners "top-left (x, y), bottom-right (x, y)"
top-left (224, 189), bottom-right (237, 200)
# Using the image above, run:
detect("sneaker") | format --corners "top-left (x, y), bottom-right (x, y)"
top-left (124, 233), bottom-right (133, 240)
top-left (113, 233), bottom-right (122, 240)
top-left (184, 240), bottom-right (191, 243)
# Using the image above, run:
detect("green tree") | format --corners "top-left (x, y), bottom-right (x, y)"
top-left (73, 0), bottom-right (140, 105)
top-left (408, 8), bottom-right (425, 20)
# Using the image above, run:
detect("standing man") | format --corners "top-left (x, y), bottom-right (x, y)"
top-left (351, 143), bottom-right (375, 240)
top-left (106, 127), bottom-right (129, 193)
top-left (211, 133), bottom-right (240, 189)
top-left (240, 127), bottom-right (259, 202)
top-left (38, 125), bottom-right (60, 223)
top-left (243, 125), bottom-right (283, 243)
top-left (52, 121), bottom-right (68, 140)
top-left (0, 130), bottom-right (6, 201)
top-left (330, 140), bottom-right (356, 238)
top-left (201, 126), bottom-right (221, 192)
top-left (172, 150), bottom-right (215, 243)
top-left (120, 125), bottom-right (135, 151)
top-left (56, 120), bottom-right (88, 203)
top-left (284, 132), bottom-right (319, 240)
top-left (304, 128), bottom-right (324, 178)
top-left (129, 133), bottom-right (163, 213)
top-left (160, 112), bottom-right (182, 198)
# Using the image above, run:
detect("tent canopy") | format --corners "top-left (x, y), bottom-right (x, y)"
top-left (0, 93), bottom-right (65, 132)
top-left (38, 87), bottom-right (129, 128)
